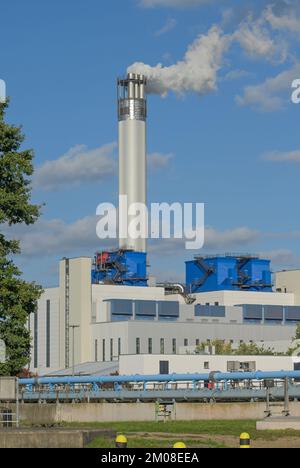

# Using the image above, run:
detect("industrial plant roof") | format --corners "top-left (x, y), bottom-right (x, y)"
top-left (43, 361), bottom-right (119, 378)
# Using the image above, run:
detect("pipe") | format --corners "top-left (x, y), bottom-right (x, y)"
top-left (19, 370), bottom-right (300, 387)
top-left (158, 283), bottom-right (196, 305)
top-left (158, 283), bottom-right (185, 294)
top-left (19, 373), bottom-right (210, 386)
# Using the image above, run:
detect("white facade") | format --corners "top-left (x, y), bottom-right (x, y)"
top-left (276, 270), bottom-right (300, 304)
top-left (28, 257), bottom-right (300, 376)
top-left (119, 354), bottom-right (300, 376)
top-left (193, 290), bottom-right (295, 307)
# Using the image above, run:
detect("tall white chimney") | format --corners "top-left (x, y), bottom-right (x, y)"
top-left (118, 74), bottom-right (147, 253)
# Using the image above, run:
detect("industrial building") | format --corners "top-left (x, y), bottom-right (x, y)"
top-left (29, 256), bottom-right (300, 376)
top-left (27, 74), bottom-right (300, 376)
top-left (118, 354), bottom-right (300, 376)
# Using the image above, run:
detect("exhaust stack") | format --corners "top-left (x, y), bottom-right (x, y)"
top-left (118, 74), bottom-right (147, 253)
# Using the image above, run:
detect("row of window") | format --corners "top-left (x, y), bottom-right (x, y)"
top-left (136, 338), bottom-right (200, 356)
top-left (95, 337), bottom-right (254, 362)
top-left (33, 300), bottom-right (51, 369)
top-left (95, 338), bottom-right (122, 362)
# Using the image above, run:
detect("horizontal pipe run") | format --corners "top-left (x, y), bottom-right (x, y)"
top-left (20, 387), bottom-right (300, 402)
top-left (19, 370), bottom-right (300, 387)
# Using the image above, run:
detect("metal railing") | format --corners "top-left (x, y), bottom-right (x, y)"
top-left (18, 371), bottom-right (300, 404)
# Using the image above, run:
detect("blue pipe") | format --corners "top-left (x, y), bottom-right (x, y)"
top-left (19, 373), bottom-right (209, 386)
top-left (215, 371), bottom-right (300, 381)
top-left (19, 370), bottom-right (300, 387)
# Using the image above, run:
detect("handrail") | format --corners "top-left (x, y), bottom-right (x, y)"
top-left (19, 370), bottom-right (300, 387)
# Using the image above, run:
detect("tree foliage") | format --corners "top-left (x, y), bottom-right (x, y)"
top-left (196, 340), bottom-right (276, 356)
top-left (0, 100), bottom-right (42, 376)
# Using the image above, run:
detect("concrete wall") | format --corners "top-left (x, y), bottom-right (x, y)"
top-left (0, 429), bottom-right (113, 449)
top-left (29, 288), bottom-right (60, 375)
top-left (59, 258), bottom-right (92, 370)
top-left (194, 290), bottom-right (295, 306)
top-left (276, 270), bottom-right (300, 305)
top-left (119, 354), bottom-right (300, 376)
top-left (122, 320), bottom-right (296, 356)
top-left (15, 402), bottom-right (300, 424)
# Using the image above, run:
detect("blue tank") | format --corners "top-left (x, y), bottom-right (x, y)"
top-left (91, 250), bottom-right (148, 287)
top-left (186, 255), bottom-right (272, 293)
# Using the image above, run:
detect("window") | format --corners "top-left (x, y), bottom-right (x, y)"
top-left (102, 339), bottom-right (106, 362)
top-left (46, 300), bottom-right (50, 368)
top-left (204, 362), bottom-right (210, 370)
top-left (118, 338), bottom-right (121, 356)
top-left (196, 339), bottom-right (200, 347)
top-left (215, 302), bottom-right (219, 306)
top-left (95, 340), bottom-right (98, 362)
top-left (184, 339), bottom-right (189, 347)
top-left (136, 338), bottom-right (141, 355)
top-left (172, 339), bottom-right (177, 354)
top-left (34, 312), bottom-right (38, 368)
top-left (110, 339), bottom-right (113, 361)
top-left (160, 338), bottom-right (165, 354)
top-left (205, 303), bottom-right (210, 306)
top-left (159, 361), bottom-right (169, 375)
top-left (92, 302), bottom-right (97, 323)
top-left (148, 338), bottom-right (152, 354)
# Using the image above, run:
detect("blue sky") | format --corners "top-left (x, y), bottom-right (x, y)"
top-left (1, 0), bottom-right (300, 286)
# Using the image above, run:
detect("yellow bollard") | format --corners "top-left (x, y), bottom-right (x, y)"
top-left (173, 442), bottom-right (187, 449)
top-left (116, 434), bottom-right (128, 448)
top-left (240, 433), bottom-right (250, 449)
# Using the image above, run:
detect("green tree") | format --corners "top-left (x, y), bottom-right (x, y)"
top-left (294, 324), bottom-right (300, 341)
top-left (196, 340), bottom-right (276, 356)
top-left (0, 100), bottom-right (42, 376)
top-left (234, 342), bottom-right (275, 356)
top-left (196, 340), bottom-right (233, 355)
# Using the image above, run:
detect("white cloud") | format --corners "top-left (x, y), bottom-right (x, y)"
top-left (155, 18), bottom-right (177, 36)
top-left (7, 216), bottom-right (298, 271)
top-left (234, 15), bottom-right (287, 63)
top-left (259, 249), bottom-right (298, 267)
top-left (223, 69), bottom-right (253, 81)
top-left (34, 145), bottom-right (173, 191)
top-left (149, 226), bottom-right (260, 256)
top-left (148, 152), bottom-right (174, 168)
top-left (265, 4), bottom-right (300, 36)
top-left (34, 143), bottom-right (117, 191)
top-left (204, 226), bottom-right (260, 248)
top-left (6, 215), bottom-right (260, 260)
top-left (4, 216), bottom-right (115, 258)
top-left (128, 26), bottom-right (230, 97)
top-left (264, 150), bottom-right (300, 163)
top-left (139, 0), bottom-right (215, 7)
top-left (236, 63), bottom-right (300, 112)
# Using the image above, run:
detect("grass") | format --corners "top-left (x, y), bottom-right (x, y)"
top-left (86, 436), bottom-right (228, 449)
top-left (60, 420), bottom-right (300, 442)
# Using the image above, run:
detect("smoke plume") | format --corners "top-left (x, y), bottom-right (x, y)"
top-left (128, 26), bottom-right (230, 97)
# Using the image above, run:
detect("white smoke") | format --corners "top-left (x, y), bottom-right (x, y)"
top-left (128, 26), bottom-right (230, 97)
